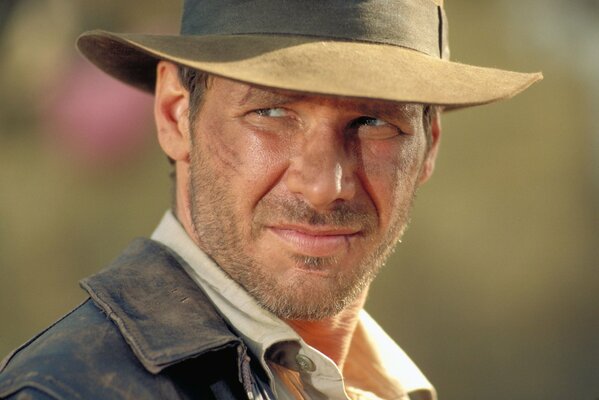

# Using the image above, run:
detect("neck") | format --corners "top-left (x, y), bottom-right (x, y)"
top-left (284, 289), bottom-right (368, 369)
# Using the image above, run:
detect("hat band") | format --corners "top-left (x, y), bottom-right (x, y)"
top-left (181, 0), bottom-right (448, 59)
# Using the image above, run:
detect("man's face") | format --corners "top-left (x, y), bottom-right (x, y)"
top-left (186, 77), bottom-right (436, 320)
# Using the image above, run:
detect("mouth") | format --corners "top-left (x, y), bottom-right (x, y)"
top-left (267, 224), bottom-right (361, 258)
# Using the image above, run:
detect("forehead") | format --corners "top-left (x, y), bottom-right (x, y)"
top-left (206, 76), bottom-right (424, 118)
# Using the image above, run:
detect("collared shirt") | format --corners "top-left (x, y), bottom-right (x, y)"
top-left (152, 211), bottom-right (435, 400)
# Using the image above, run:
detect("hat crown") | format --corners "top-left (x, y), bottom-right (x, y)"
top-left (181, 0), bottom-right (449, 59)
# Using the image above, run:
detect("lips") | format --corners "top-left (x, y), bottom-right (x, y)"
top-left (268, 225), bottom-right (360, 258)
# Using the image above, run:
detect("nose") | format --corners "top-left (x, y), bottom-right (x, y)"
top-left (285, 126), bottom-right (357, 209)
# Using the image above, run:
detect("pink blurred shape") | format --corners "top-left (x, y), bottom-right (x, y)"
top-left (43, 58), bottom-right (154, 167)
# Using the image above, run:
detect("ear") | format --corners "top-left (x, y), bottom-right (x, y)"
top-left (418, 110), bottom-right (442, 184)
top-left (154, 61), bottom-right (191, 162)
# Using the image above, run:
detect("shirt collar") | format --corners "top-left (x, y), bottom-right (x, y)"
top-left (151, 211), bottom-right (436, 400)
top-left (345, 311), bottom-right (436, 400)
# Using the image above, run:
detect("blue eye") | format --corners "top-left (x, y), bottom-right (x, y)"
top-left (255, 108), bottom-right (287, 117)
top-left (354, 116), bottom-right (389, 127)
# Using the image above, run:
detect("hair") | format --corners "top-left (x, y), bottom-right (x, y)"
top-left (422, 104), bottom-right (437, 150)
top-left (177, 65), bottom-right (211, 130)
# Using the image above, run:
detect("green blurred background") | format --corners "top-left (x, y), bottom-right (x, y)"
top-left (1, 1), bottom-right (597, 399)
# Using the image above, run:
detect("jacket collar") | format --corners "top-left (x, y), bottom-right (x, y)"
top-left (80, 238), bottom-right (241, 374)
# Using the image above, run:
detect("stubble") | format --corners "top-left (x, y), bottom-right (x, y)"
top-left (187, 141), bottom-right (417, 320)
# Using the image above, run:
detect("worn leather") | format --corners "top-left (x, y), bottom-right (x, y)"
top-left (0, 238), bottom-right (267, 399)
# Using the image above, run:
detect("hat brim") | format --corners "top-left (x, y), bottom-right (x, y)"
top-left (77, 30), bottom-right (542, 109)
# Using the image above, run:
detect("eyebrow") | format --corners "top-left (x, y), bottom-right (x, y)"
top-left (237, 85), bottom-right (422, 120)
top-left (237, 86), bottom-right (306, 107)
top-left (361, 101), bottom-right (420, 119)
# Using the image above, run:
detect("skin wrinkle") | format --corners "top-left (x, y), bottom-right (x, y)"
top-left (202, 129), bottom-right (242, 174)
top-left (238, 86), bottom-right (308, 108)
top-left (194, 95), bottom-right (245, 174)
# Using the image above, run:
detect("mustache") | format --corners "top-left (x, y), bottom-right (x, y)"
top-left (254, 196), bottom-right (378, 233)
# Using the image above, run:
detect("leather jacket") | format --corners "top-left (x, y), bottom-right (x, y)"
top-left (0, 238), bottom-right (269, 399)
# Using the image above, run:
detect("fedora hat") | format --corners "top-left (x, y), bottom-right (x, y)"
top-left (77, 0), bottom-right (542, 109)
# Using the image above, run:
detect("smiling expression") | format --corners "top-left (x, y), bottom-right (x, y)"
top-left (184, 77), bottom-right (436, 320)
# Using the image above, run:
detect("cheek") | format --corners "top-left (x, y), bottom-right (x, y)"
top-left (198, 115), bottom-right (290, 205)
top-left (360, 138), bottom-right (426, 220)
top-left (199, 118), bottom-right (243, 175)
top-left (243, 132), bottom-right (291, 187)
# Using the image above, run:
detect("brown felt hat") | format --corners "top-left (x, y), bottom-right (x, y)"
top-left (77, 0), bottom-right (542, 109)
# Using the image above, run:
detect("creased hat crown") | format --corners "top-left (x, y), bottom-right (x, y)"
top-left (180, 0), bottom-right (449, 59)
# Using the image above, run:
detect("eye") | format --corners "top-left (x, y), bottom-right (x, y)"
top-left (355, 117), bottom-right (388, 127)
top-left (245, 107), bottom-right (299, 134)
top-left (254, 108), bottom-right (287, 118)
top-left (350, 116), bottom-right (403, 139)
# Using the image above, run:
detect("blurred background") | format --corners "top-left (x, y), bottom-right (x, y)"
top-left (0, 1), bottom-right (597, 399)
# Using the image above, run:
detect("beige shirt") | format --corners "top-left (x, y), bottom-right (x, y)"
top-left (152, 211), bottom-right (435, 400)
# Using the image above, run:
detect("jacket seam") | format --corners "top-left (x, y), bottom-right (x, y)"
top-left (0, 299), bottom-right (90, 373)
top-left (0, 371), bottom-right (83, 399)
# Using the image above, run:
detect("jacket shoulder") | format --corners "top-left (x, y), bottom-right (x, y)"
top-left (0, 299), bottom-right (172, 400)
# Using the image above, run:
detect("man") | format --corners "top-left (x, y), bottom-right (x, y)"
top-left (0, 0), bottom-right (541, 399)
